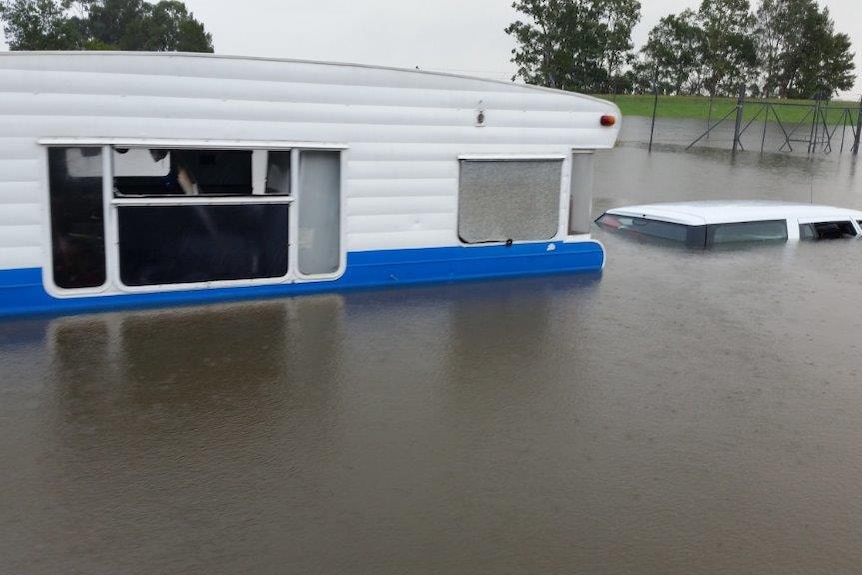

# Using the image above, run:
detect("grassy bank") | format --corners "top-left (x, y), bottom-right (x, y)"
top-left (595, 94), bottom-right (860, 126)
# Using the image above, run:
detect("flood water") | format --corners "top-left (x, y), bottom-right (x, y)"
top-left (2, 118), bottom-right (862, 574)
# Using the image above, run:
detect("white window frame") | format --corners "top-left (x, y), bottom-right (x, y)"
top-left (39, 146), bottom-right (112, 298)
top-left (455, 154), bottom-right (569, 247)
top-left (39, 139), bottom-right (348, 298)
top-left (795, 217), bottom-right (861, 242)
top-left (293, 149), bottom-right (349, 283)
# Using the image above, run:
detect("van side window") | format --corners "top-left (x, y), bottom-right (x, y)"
top-left (799, 221), bottom-right (857, 240)
top-left (707, 220), bottom-right (788, 245)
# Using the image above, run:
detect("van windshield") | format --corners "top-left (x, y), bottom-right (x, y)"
top-left (596, 214), bottom-right (706, 247)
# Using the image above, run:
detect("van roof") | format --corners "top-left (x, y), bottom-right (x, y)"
top-left (605, 200), bottom-right (862, 226)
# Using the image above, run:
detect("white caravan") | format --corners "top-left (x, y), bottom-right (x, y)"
top-left (0, 52), bottom-right (620, 317)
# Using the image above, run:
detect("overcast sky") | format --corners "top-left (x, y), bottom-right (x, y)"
top-left (1, 0), bottom-right (859, 96)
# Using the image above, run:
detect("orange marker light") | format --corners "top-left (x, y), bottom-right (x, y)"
top-left (600, 115), bottom-right (617, 127)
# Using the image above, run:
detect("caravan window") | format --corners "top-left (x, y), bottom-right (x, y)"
top-left (458, 159), bottom-right (562, 244)
top-left (297, 151), bottom-right (341, 275)
top-left (112, 148), bottom-right (293, 286)
top-left (48, 147), bottom-right (107, 289)
top-left (118, 205), bottom-right (289, 286)
top-left (266, 151), bottom-right (291, 195)
top-left (45, 144), bottom-right (341, 293)
top-left (113, 149), bottom-right (253, 196)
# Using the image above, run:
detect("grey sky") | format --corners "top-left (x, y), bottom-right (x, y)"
top-left (1, 0), bottom-right (859, 96)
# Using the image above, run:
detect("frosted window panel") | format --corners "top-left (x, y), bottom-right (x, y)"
top-left (298, 151), bottom-right (341, 275)
top-left (458, 160), bottom-right (562, 243)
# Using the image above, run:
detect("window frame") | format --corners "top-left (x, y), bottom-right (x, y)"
top-left (293, 149), bottom-right (346, 282)
top-left (706, 219), bottom-right (789, 245)
top-left (455, 154), bottom-right (569, 247)
top-left (40, 140), bottom-right (348, 298)
top-left (797, 217), bottom-right (861, 241)
top-left (111, 148), bottom-right (257, 198)
top-left (40, 146), bottom-right (112, 297)
top-left (595, 213), bottom-right (707, 247)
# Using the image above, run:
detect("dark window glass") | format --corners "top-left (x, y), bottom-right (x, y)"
top-left (596, 214), bottom-right (706, 247)
top-left (114, 149), bottom-right (253, 197)
top-left (800, 221), bottom-right (858, 241)
top-left (707, 220), bottom-right (788, 245)
top-left (118, 205), bottom-right (289, 286)
top-left (48, 147), bottom-right (107, 289)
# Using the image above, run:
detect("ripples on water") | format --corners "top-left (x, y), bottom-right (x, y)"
top-left (1, 119), bottom-right (861, 574)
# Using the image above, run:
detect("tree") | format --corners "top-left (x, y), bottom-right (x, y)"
top-left (146, 1), bottom-right (213, 52)
top-left (641, 9), bottom-right (705, 95)
top-left (626, 56), bottom-right (656, 94)
top-left (755, 0), bottom-right (855, 98)
top-left (597, 0), bottom-right (641, 93)
top-left (698, 0), bottom-right (758, 97)
top-left (506, 0), bottom-right (642, 93)
top-left (0, 0), bottom-right (84, 49)
top-left (0, 0), bottom-right (213, 51)
top-left (754, 0), bottom-right (784, 97)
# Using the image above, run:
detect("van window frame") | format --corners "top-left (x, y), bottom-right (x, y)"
top-left (706, 219), bottom-right (789, 245)
top-left (40, 140), bottom-right (348, 298)
top-left (798, 218), bottom-right (859, 241)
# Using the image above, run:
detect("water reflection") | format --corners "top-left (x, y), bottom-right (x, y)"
top-left (3, 138), bottom-right (862, 574)
top-left (45, 298), bottom-right (347, 433)
top-left (606, 117), bottom-right (861, 212)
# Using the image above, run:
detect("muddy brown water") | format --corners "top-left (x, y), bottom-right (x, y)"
top-left (2, 120), bottom-right (862, 574)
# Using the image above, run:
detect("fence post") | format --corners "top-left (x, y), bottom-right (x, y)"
top-left (648, 68), bottom-right (659, 152)
top-left (840, 109), bottom-right (849, 153)
top-left (854, 95), bottom-right (862, 155)
top-left (808, 91), bottom-right (821, 154)
top-left (706, 95), bottom-right (713, 140)
top-left (732, 84), bottom-right (745, 153)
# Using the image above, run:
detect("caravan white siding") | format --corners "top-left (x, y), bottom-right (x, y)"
top-left (0, 52), bottom-right (619, 269)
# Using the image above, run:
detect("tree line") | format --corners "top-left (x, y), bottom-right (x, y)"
top-left (507, 0), bottom-right (856, 99)
top-left (0, 0), bottom-right (213, 52)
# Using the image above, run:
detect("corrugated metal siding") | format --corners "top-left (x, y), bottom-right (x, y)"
top-left (0, 52), bottom-right (620, 270)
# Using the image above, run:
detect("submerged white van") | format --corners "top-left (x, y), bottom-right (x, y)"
top-left (596, 201), bottom-right (862, 247)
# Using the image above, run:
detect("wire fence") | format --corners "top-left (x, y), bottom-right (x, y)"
top-left (637, 87), bottom-right (862, 155)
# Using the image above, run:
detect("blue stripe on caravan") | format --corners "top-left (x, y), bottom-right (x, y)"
top-left (0, 241), bottom-right (604, 318)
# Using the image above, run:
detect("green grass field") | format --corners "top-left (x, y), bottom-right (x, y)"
top-left (596, 94), bottom-right (860, 126)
